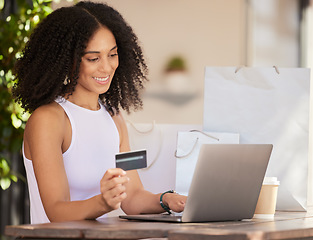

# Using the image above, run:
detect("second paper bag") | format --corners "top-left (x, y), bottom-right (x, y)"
top-left (203, 66), bottom-right (311, 211)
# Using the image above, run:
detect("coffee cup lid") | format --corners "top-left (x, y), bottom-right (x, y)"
top-left (263, 177), bottom-right (280, 185)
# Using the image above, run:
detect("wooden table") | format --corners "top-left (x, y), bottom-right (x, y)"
top-left (5, 211), bottom-right (313, 240)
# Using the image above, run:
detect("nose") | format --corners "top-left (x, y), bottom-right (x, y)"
top-left (98, 57), bottom-right (112, 73)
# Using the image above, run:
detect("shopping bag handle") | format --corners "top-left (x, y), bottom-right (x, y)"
top-left (175, 130), bottom-right (219, 158)
top-left (126, 120), bottom-right (161, 170)
top-left (189, 130), bottom-right (219, 141)
top-left (126, 120), bottom-right (156, 134)
top-left (235, 65), bottom-right (280, 74)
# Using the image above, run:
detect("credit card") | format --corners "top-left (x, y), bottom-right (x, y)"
top-left (115, 149), bottom-right (147, 171)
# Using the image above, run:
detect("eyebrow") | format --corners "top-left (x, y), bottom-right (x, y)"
top-left (84, 45), bottom-right (118, 55)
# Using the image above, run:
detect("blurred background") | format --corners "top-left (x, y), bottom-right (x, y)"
top-left (0, 0), bottom-right (312, 238)
top-left (54, 0), bottom-right (303, 125)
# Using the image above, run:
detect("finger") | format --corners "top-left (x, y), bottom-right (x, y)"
top-left (100, 176), bottom-right (129, 195)
top-left (105, 185), bottom-right (127, 201)
top-left (101, 168), bottom-right (129, 187)
top-left (109, 183), bottom-right (127, 198)
top-left (168, 196), bottom-right (187, 212)
top-left (102, 168), bottom-right (127, 181)
top-left (170, 203), bottom-right (185, 213)
top-left (104, 190), bottom-right (127, 210)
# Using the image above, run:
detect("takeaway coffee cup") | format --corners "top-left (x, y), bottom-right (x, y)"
top-left (253, 177), bottom-right (280, 219)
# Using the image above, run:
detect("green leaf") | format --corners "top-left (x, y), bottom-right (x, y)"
top-left (42, 5), bottom-right (53, 14)
top-left (11, 113), bottom-right (22, 129)
top-left (0, 158), bottom-right (10, 176)
top-left (0, 178), bottom-right (11, 190)
top-left (10, 174), bottom-right (18, 182)
top-left (0, 0), bottom-right (4, 10)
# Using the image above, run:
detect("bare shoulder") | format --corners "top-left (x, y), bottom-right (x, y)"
top-left (27, 102), bottom-right (65, 125)
top-left (25, 102), bottom-right (66, 138)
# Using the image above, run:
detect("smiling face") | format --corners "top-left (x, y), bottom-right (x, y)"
top-left (75, 26), bottom-right (119, 98)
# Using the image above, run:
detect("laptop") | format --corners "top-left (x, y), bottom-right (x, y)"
top-left (120, 144), bottom-right (273, 223)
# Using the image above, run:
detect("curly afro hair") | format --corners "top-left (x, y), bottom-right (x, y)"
top-left (13, 1), bottom-right (148, 114)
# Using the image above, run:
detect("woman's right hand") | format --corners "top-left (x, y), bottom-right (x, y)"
top-left (100, 168), bottom-right (130, 210)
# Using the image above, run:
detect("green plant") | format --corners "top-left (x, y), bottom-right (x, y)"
top-left (0, 0), bottom-right (53, 190)
top-left (165, 56), bottom-right (187, 72)
top-left (0, 157), bottom-right (18, 190)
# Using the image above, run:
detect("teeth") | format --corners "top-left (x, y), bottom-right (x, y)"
top-left (93, 76), bottom-right (109, 82)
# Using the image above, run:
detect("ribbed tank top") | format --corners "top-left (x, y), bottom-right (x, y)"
top-left (23, 98), bottom-right (120, 223)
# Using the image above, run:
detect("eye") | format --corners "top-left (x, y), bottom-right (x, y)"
top-left (110, 53), bottom-right (118, 57)
top-left (87, 58), bottom-right (99, 62)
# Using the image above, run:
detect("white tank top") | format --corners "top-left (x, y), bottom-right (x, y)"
top-left (24, 98), bottom-right (120, 223)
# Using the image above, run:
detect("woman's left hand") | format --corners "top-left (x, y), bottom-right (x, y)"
top-left (162, 193), bottom-right (187, 213)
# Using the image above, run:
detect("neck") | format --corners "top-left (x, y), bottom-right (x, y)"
top-left (66, 94), bottom-right (100, 111)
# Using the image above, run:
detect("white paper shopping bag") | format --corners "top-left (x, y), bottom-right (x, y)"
top-left (175, 130), bottom-right (239, 196)
top-left (203, 66), bottom-right (311, 211)
top-left (126, 122), bottom-right (202, 193)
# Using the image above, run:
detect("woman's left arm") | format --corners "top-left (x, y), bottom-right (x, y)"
top-left (112, 113), bottom-right (187, 215)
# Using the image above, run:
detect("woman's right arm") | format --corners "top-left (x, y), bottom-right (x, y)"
top-left (24, 103), bottom-right (128, 222)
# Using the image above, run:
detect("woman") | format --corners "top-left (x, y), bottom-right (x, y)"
top-left (13, 1), bottom-right (186, 224)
